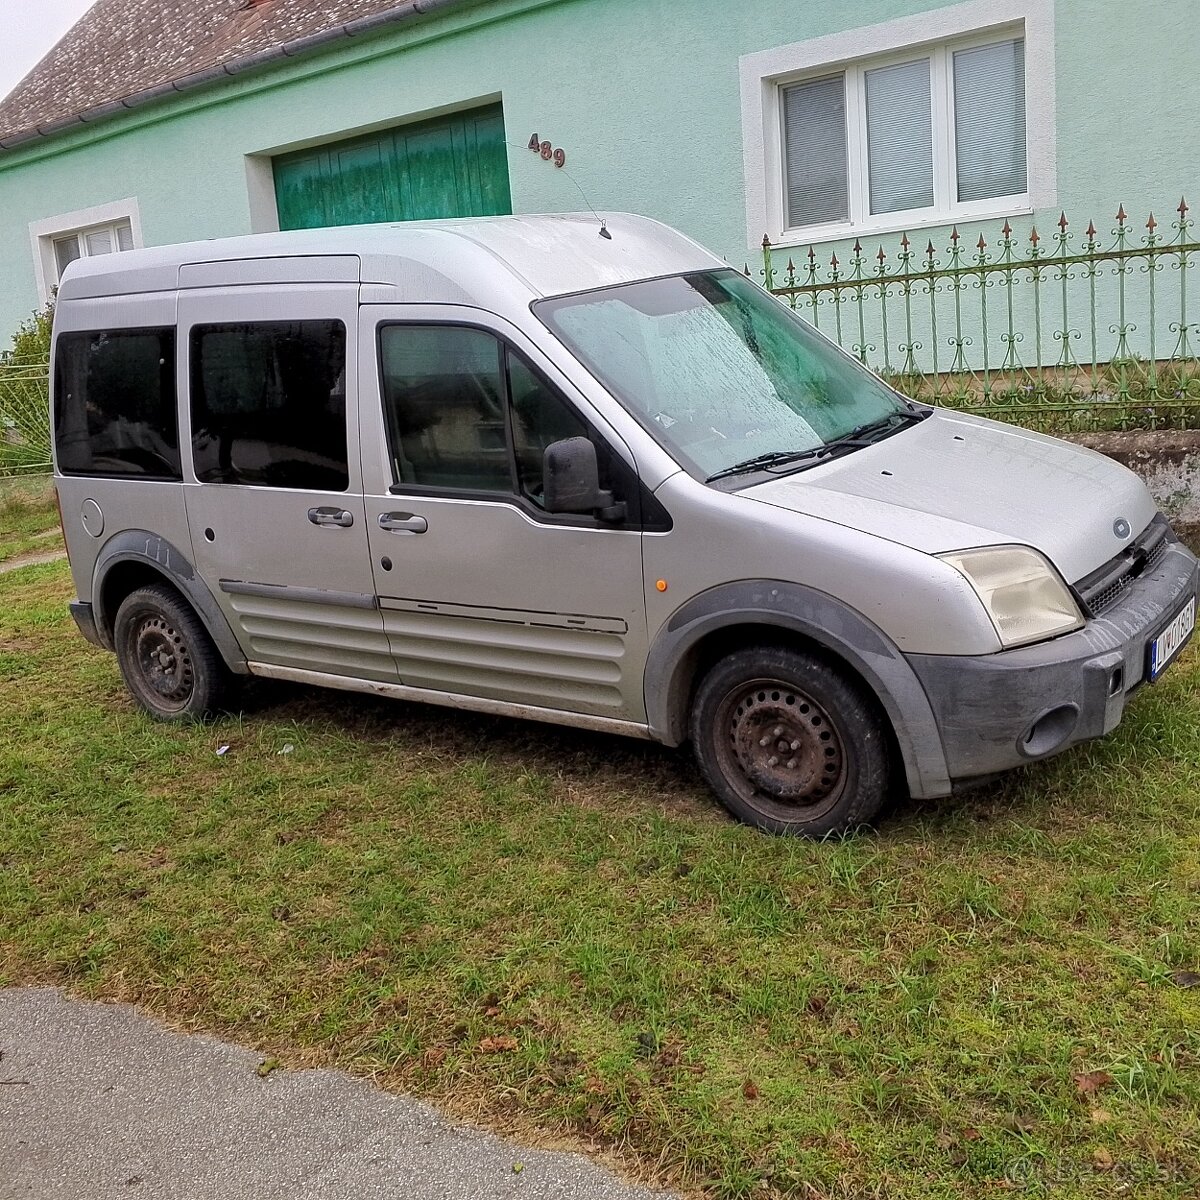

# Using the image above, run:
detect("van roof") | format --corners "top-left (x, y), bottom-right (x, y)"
top-left (55, 212), bottom-right (723, 306)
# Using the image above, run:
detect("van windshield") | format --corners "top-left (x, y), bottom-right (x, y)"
top-left (534, 269), bottom-right (911, 481)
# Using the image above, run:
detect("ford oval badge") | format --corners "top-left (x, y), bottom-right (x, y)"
top-left (1113, 517), bottom-right (1132, 539)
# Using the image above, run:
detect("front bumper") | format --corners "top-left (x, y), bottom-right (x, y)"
top-left (906, 540), bottom-right (1198, 783)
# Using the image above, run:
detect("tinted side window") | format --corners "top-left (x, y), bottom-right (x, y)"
top-left (54, 328), bottom-right (179, 478)
top-left (379, 325), bottom-right (510, 492)
top-left (190, 321), bottom-right (348, 490)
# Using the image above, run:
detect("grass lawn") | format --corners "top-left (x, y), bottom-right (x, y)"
top-left (2, 504), bottom-right (1199, 1198)
top-left (0, 475), bottom-right (59, 564)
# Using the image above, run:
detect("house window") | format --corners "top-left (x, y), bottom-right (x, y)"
top-left (738, 1), bottom-right (1054, 247)
top-left (781, 36), bottom-right (1026, 233)
top-left (51, 219), bottom-right (135, 280)
top-left (28, 199), bottom-right (143, 303)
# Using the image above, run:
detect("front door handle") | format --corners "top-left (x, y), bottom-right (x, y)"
top-left (378, 512), bottom-right (428, 535)
top-left (308, 506), bottom-right (354, 528)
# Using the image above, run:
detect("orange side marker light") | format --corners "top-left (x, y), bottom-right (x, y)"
top-left (655, 579), bottom-right (668, 592)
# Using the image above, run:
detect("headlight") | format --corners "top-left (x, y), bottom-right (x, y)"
top-left (938, 545), bottom-right (1084, 648)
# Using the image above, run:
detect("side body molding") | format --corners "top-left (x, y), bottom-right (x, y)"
top-left (643, 579), bottom-right (953, 799)
top-left (90, 530), bottom-right (249, 674)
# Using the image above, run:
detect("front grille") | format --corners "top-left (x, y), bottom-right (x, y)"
top-left (1074, 514), bottom-right (1173, 617)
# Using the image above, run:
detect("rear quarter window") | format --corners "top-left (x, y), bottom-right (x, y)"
top-left (53, 328), bottom-right (179, 478)
top-left (189, 320), bottom-right (348, 491)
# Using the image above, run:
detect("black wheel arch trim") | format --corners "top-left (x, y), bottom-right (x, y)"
top-left (643, 579), bottom-right (952, 799)
top-left (90, 531), bottom-right (249, 675)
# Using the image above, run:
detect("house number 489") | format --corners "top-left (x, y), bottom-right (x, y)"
top-left (528, 133), bottom-right (566, 168)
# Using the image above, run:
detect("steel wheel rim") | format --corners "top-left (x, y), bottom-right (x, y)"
top-left (713, 677), bottom-right (848, 819)
top-left (130, 614), bottom-right (194, 711)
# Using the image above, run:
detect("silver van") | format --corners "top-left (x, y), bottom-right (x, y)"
top-left (51, 214), bottom-right (1197, 837)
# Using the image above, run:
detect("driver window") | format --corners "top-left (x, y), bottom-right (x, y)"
top-left (379, 325), bottom-right (511, 491)
top-left (507, 350), bottom-right (589, 507)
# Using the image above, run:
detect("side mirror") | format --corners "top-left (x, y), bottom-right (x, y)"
top-left (543, 437), bottom-right (626, 522)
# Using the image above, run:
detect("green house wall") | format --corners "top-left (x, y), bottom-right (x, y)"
top-left (0, 0), bottom-right (1195, 340)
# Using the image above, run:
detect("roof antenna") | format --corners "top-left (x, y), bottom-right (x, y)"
top-left (512, 139), bottom-right (612, 240)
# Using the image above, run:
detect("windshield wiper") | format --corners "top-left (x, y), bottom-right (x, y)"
top-left (705, 409), bottom-right (929, 484)
top-left (705, 448), bottom-right (824, 483)
top-left (823, 408), bottom-right (928, 449)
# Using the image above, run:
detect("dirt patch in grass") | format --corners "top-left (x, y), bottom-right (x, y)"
top-left (3, 559), bottom-right (1200, 1199)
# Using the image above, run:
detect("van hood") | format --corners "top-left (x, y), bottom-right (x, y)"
top-left (741, 409), bottom-right (1157, 584)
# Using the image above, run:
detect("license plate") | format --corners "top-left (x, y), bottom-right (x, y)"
top-left (1148, 594), bottom-right (1196, 681)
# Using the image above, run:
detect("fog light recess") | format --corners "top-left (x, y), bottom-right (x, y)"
top-left (1019, 704), bottom-right (1080, 758)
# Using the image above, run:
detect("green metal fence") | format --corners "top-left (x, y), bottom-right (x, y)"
top-left (760, 201), bottom-right (1200, 433)
top-left (0, 361), bottom-right (50, 476)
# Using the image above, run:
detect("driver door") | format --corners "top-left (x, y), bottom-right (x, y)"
top-left (359, 306), bottom-right (652, 722)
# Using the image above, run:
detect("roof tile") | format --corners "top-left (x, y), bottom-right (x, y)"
top-left (0, 0), bottom-right (413, 142)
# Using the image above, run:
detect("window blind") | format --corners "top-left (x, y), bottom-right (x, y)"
top-left (84, 227), bottom-right (114, 256)
top-left (865, 58), bottom-right (934, 215)
top-left (53, 236), bottom-right (82, 278)
top-left (954, 38), bottom-right (1027, 202)
top-left (782, 74), bottom-right (848, 228)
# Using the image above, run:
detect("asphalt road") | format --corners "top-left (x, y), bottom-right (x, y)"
top-left (0, 988), bottom-right (674, 1200)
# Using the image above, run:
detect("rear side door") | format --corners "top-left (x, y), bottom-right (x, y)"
top-left (358, 306), bottom-right (661, 722)
top-left (179, 273), bottom-right (394, 682)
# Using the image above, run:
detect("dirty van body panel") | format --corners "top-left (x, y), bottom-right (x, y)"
top-left (57, 477), bottom-right (191, 619)
top-left (642, 471), bottom-right (1000, 660)
top-left (88, 530), bottom-right (247, 673)
top-left (358, 304), bottom-right (649, 720)
top-left (177, 279), bottom-right (396, 683)
top-left (644, 577), bottom-right (954, 800)
top-left (743, 409), bottom-right (1158, 585)
top-left (638, 473), bottom-right (1002, 800)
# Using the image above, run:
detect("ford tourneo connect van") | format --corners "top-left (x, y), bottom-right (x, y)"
top-left (51, 214), bottom-right (1198, 837)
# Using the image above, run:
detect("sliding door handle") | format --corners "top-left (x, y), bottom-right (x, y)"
top-left (378, 512), bottom-right (428, 534)
top-left (308, 506), bottom-right (354, 528)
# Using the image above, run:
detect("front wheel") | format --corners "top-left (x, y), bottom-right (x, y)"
top-left (113, 583), bottom-right (231, 721)
top-left (690, 646), bottom-right (892, 837)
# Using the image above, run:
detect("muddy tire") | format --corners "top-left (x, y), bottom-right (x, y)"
top-left (113, 583), bottom-right (231, 721)
top-left (690, 645), bottom-right (892, 837)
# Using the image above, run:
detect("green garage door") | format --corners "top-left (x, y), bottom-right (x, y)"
top-left (273, 104), bottom-right (512, 230)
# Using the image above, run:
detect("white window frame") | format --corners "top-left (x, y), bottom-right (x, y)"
top-left (740, 0), bottom-right (1055, 249)
top-left (28, 198), bottom-right (144, 304)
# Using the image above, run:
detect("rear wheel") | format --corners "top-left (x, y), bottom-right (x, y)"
top-left (113, 584), bottom-right (231, 721)
top-left (690, 645), bottom-right (891, 837)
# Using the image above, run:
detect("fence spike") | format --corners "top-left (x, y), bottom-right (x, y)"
top-left (1058, 211), bottom-right (1068, 230)
top-left (830, 252), bottom-right (839, 270)
top-left (977, 233), bottom-right (987, 251)
top-left (950, 226), bottom-right (960, 244)
top-left (1029, 226), bottom-right (1039, 247)
top-left (876, 246), bottom-right (886, 263)
top-left (1086, 219), bottom-right (1097, 240)
top-left (1147, 212), bottom-right (1157, 233)
top-left (807, 244), bottom-right (816, 264)
top-left (1179, 196), bottom-right (1189, 217)
top-left (762, 234), bottom-right (772, 251)
top-left (1116, 204), bottom-right (1127, 223)
top-left (786, 257), bottom-right (795, 273)
top-left (852, 238), bottom-right (862, 254)
top-left (926, 239), bottom-right (936, 256)
top-left (1001, 219), bottom-right (1012, 238)
top-left (743, 263), bottom-right (751, 276)
top-left (900, 231), bottom-right (910, 250)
